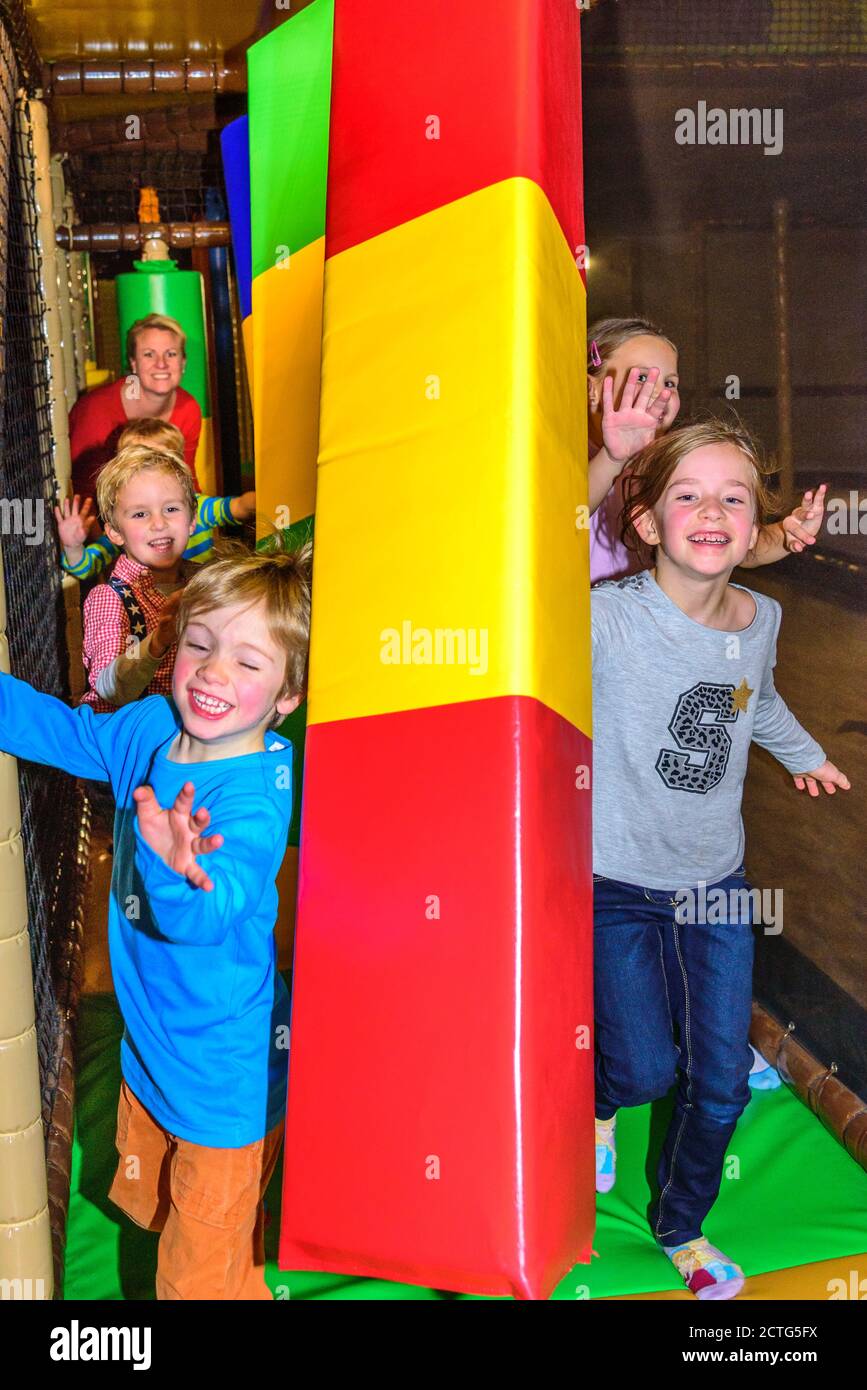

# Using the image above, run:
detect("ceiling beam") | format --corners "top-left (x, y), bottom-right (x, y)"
top-left (41, 58), bottom-right (246, 97)
top-left (56, 222), bottom-right (231, 252)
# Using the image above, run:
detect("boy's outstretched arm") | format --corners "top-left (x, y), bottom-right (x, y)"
top-left (739, 485), bottom-right (826, 568)
top-left (133, 780), bottom-right (291, 947)
top-left (0, 669), bottom-right (113, 781)
top-left (196, 492), bottom-right (256, 530)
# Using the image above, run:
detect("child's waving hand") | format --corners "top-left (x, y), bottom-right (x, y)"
top-left (54, 494), bottom-right (95, 557)
top-left (134, 781), bottom-right (224, 890)
top-left (792, 760), bottom-right (851, 797)
top-left (602, 366), bottom-right (673, 465)
top-left (151, 591), bottom-right (183, 660)
top-left (781, 484), bottom-right (827, 554)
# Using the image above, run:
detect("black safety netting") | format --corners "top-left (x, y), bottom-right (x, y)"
top-left (0, 29), bottom-right (86, 1145)
top-left (583, 0), bottom-right (865, 57)
top-left (65, 139), bottom-right (230, 229)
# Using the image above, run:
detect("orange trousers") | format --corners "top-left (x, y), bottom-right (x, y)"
top-left (108, 1080), bottom-right (283, 1300)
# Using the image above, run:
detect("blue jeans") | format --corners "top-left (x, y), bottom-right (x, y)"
top-left (593, 866), bottom-right (755, 1246)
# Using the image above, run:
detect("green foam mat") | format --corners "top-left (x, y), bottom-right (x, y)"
top-left (548, 1082), bottom-right (867, 1300)
top-left (64, 994), bottom-right (867, 1301)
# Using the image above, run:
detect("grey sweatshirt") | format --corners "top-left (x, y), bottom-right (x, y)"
top-left (591, 570), bottom-right (825, 890)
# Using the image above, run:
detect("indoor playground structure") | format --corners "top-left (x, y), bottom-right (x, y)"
top-left (0, 0), bottom-right (864, 1303)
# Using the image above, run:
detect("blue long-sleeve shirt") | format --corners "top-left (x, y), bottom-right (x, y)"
top-left (0, 673), bottom-right (293, 1146)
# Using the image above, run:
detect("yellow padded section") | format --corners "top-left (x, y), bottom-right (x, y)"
top-left (309, 177), bottom-right (590, 734)
top-left (252, 237), bottom-right (324, 533)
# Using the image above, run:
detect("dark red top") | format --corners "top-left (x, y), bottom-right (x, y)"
top-left (69, 380), bottom-right (202, 500)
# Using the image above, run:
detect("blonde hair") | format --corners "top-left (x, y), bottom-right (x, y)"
top-left (620, 417), bottom-right (779, 555)
top-left (96, 444), bottom-right (197, 529)
top-left (588, 315), bottom-right (678, 375)
top-left (117, 418), bottom-right (186, 455)
top-left (177, 532), bottom-right (313, 713)
top-left (126, 313), bottom-right (187, 367)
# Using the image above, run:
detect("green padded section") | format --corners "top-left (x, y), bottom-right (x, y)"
top-left (248, 0), bottom-right (334, 280)
top-left (64, 994), bottom-right (867, 1300)
top-left (470, 1087), bottom-right (867, 1300)
top-left (64, 993), bottom-right (441, 1299)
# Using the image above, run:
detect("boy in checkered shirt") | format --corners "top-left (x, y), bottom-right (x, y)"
top-left (57, 419), bottom-right (255, 713)
top-left (75, 439), bottom-right (195, 711)
top-left (56, 418), bottom-right (256, 585)
top-left (75, 443), bottom-right (207, 711)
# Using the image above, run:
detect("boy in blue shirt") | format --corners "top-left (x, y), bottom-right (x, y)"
top-left (0, 536), bottom-right (311, 1300)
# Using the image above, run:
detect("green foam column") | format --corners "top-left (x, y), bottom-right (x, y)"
top-left (116, 260), bottom-right (210, 414)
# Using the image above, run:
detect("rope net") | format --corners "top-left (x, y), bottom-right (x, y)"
top-left (65, 140), bottom-right (230, 228)
top-left (583, 0), bottom-right (866, 58)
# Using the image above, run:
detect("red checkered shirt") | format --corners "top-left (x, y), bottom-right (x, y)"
top-left (80, 553), bottom-right (193, 712)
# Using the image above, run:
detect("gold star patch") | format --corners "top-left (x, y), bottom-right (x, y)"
top-left (731, 678), bottom-right (754, 714)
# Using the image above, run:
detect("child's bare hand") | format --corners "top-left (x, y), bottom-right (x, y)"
top-left (781, 484), bottom-right (827, 554)
top-left (229, 491), bottom-right (257, 523)
top-left (151, 592), bottom-right (183, 660)
top-left (134, 781), bottom-right (223, 890)
top-left (602, 367), bottom-right (672, 465)
top-left (792, 760), bottom-right (850, 797)
top-left (54, 494), bottom-right (95, 554)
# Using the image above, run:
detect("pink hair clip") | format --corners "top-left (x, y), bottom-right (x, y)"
top-left (590, 340), bottom-right (602, 368)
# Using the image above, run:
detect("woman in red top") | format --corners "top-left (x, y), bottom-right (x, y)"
top-left (69, 313), bottom-right (202, 508)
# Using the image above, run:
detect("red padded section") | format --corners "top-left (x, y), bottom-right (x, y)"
top-left (279, 696), bottom-right (594, 1300)
top-left (325, 0), bottom-right (584, 263)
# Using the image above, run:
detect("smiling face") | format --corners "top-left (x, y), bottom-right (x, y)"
top-left (634, 443), bottom-right (760, 575)
top-left (104, 469), bottom-right (196, 571)
top-left (173, 599), bottom-right (302, 758)
top-left (130, 328), bottom-right (185, 399)
top-left (588, 334), bottom-right (681, 448)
